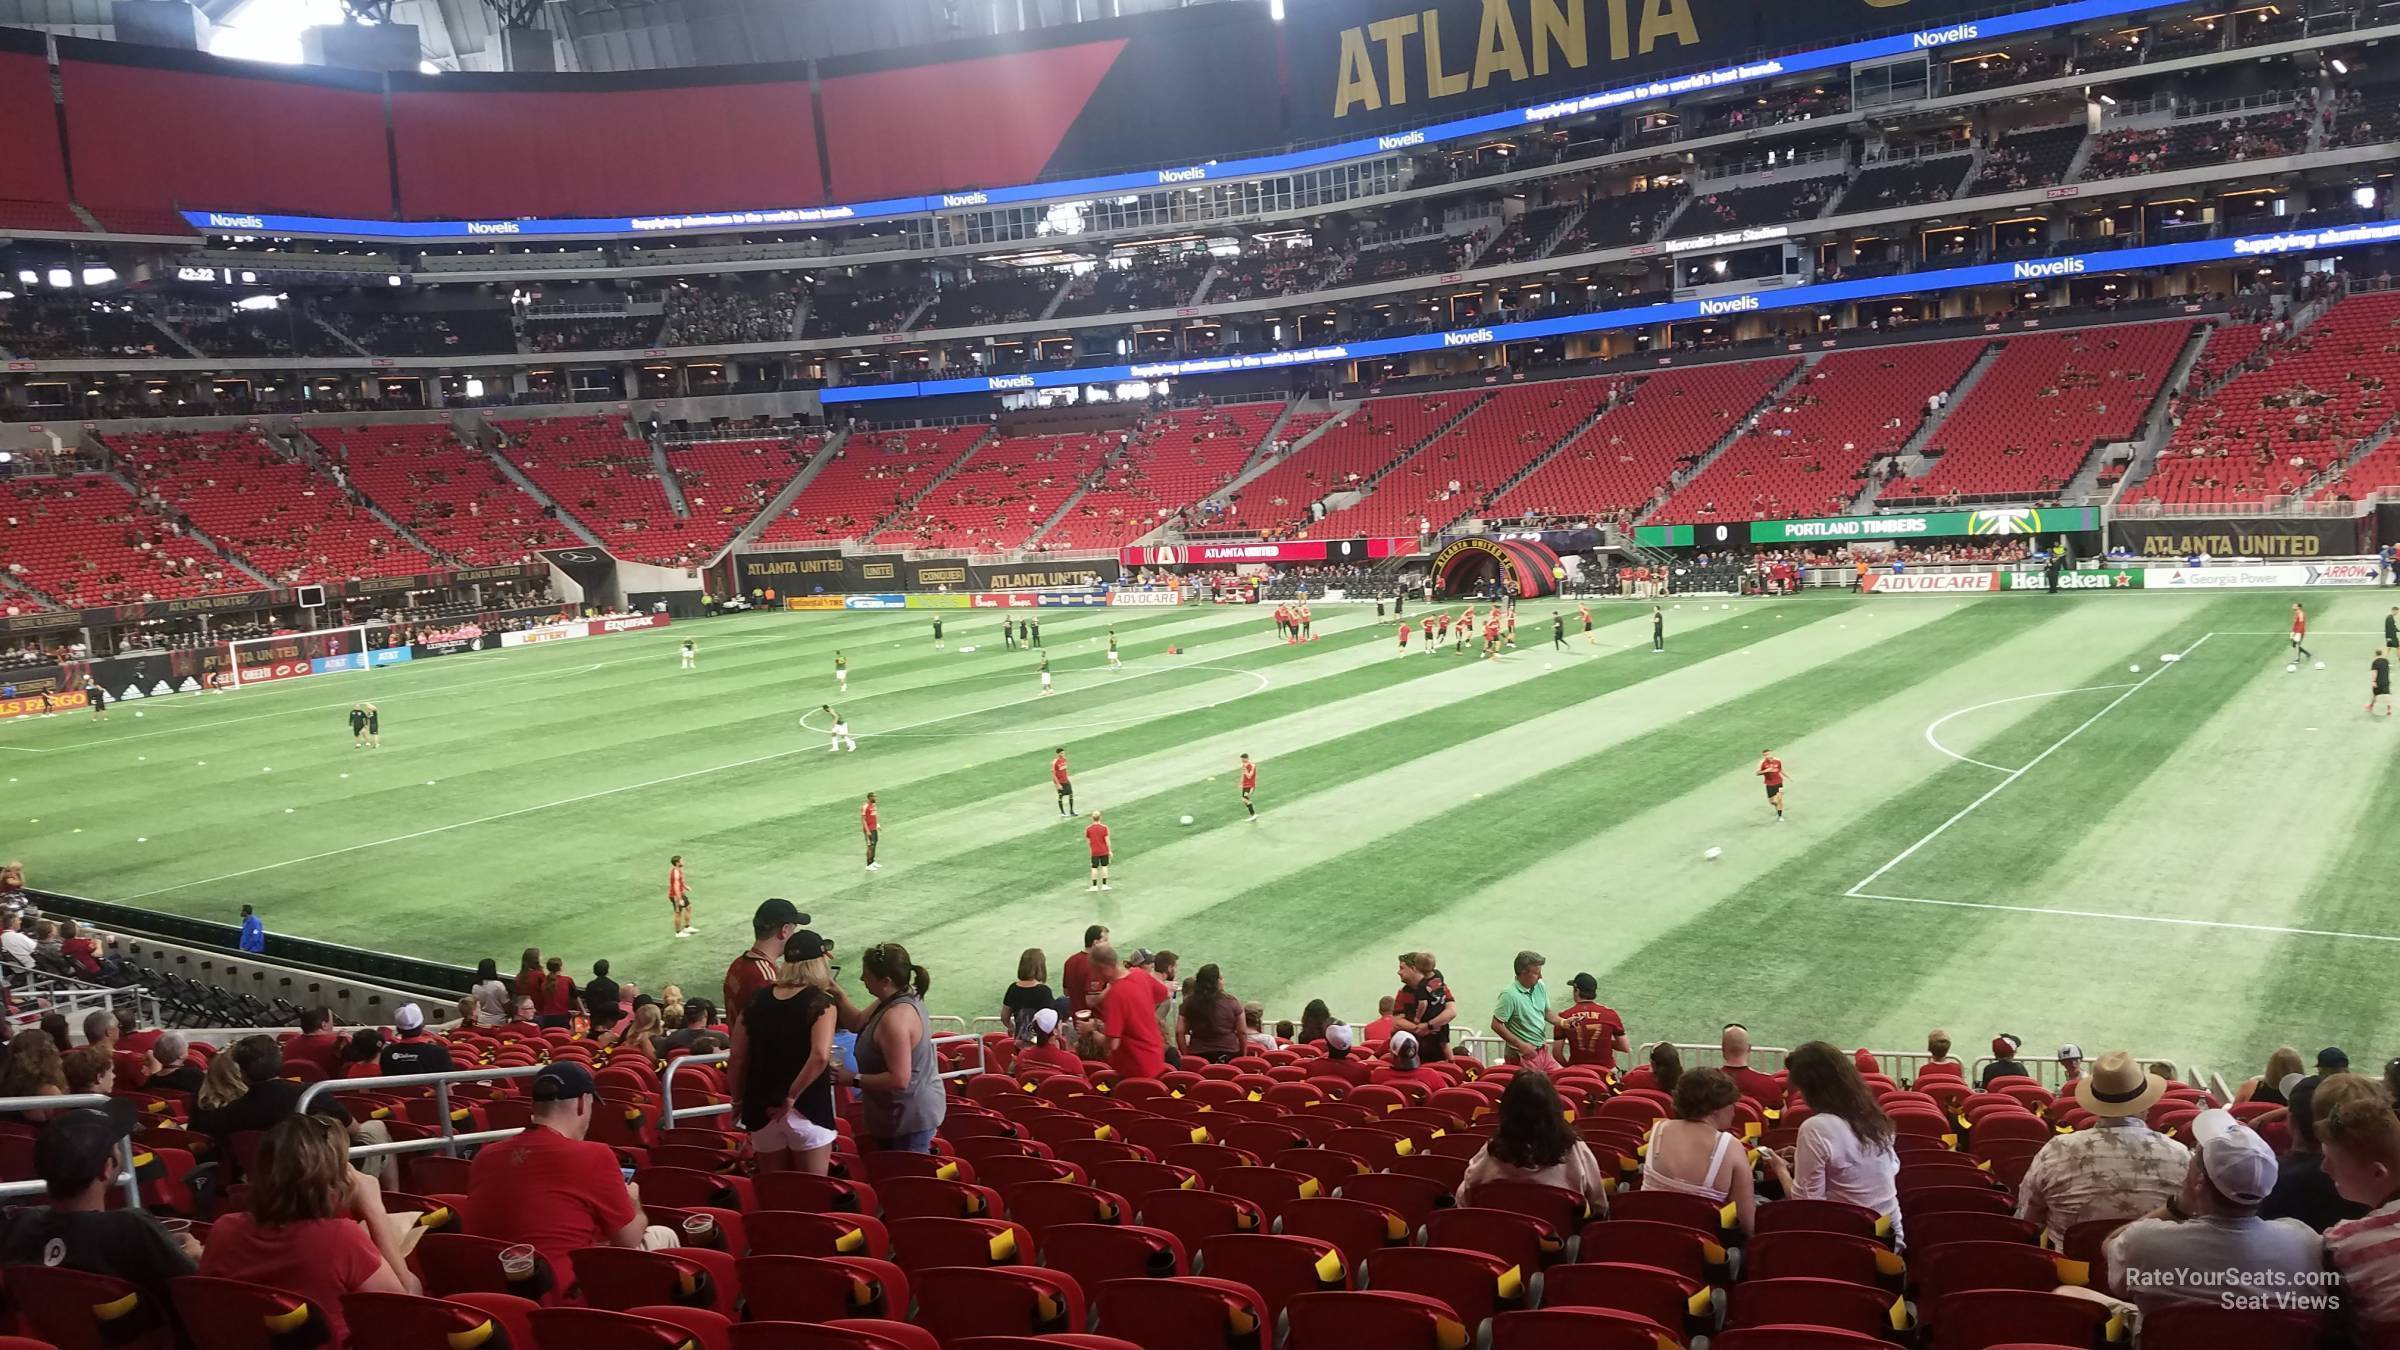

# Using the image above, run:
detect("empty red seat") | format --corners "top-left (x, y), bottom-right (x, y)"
top-left (911, 1266), bottom-right (1086, 1344)
top-left (1092, 1277), bottom-right (1270, 1350)
top-left (1197, 1233), bottom-right (1348, 1322)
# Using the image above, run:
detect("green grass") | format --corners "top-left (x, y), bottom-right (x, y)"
top-left (11, 590), bottom-right (2396, 1076)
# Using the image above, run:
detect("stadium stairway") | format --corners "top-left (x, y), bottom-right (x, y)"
top-left (309, 312), bottom-right (374, 358)
top-left (288, 429), bottom-right (458, 566)
top-left (1636, 356), bottom-right (1814, 522)
top-left (469, 420), bottom-right (608, 549)
top-left (717, 427), bottom-right (849, 556)
top-left (1475, 384), bottom-right (1623, 510)
top-left (1198, 403), bottom-right (1355, 509)
top-left (1840, 342), bottom-right (2006, 513)
top-left (646, 432), bottom-right (691, 516)
top-left (862, 426), bottom-right (994, 539)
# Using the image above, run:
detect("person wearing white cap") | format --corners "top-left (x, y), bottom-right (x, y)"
top-left (2103, 1109), bottom-right (2323, 1318)
top-left (1015, 1007), bottom-right (1086, 1078)
top-left (1316, 1022), bottom-right (1374, 1086)
top-left (1372, 1030), bottom-right (1451, 1095)
top-left (377, 1003), bottom-right (455, 1076)
top-left (2016, 1051), bottom-right (2191, 1246)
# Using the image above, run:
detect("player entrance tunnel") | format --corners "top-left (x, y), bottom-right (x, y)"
top-left (1431, 537), bottom-right (1564, 599)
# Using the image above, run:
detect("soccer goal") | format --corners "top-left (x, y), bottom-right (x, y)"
top-left (222, 624), bottom-right (378, 689)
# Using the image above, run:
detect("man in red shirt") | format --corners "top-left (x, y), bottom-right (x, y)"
top-left (460, 1062), bottom-right (655, 1298)
top-left (1062, 925), bottom-right (1109, 1017)
top-left (1052, 748), bottom-right (1076, 818)
top-left (1239, 753), bottom-right (1259, 823)
top-left (1093, 945), bottom-right (1167, 1080)
top-left (1719, 1023), bottom-right (1784, 1107)
top-left (1085, 810), bottom-right (1113, 892)
top-left (1364, 996), bottom-right (1397, 1048)
top-left (1555, 972), bottom-right (1628, 1070)
top-left (1014, 1008), bottom-right (1088, 1077)
top-left (861, 793), bottom-right (881, 872)
top-left (1397, 619), bottom-right (1412, 652)
top-left (280, 1007), bottom-right (343, 1076)
top-left (1757, 749), bottom-right (1786, 821)
top-left (666, 856), bottom-right (692, 939)
top-left (724, 898), bottom-right (807, 1031)
top-left (1316, 1022), bottom-right (1375, 1085)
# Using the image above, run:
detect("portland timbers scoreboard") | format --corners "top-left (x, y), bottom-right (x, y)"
top-left (1637, 507), bottom-right (2102, 549)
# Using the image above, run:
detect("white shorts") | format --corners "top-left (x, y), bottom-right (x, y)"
top-left (1040, 673), bottom-right (1053, 686)
top-left (832, 722), bottom-right (850, 737)
top-left (750, 1109), bottom-right (839, 1153)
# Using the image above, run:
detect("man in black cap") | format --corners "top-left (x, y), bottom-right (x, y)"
top-left (724, 898), bottom-right (811, 1030)
top-left (461, 1062), bottom-right (664, 1296)
top-left (0, 1104), bottom-right (198, 1312)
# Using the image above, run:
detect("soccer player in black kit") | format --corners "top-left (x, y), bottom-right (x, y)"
top-left (2372, 648), bottom-right (2394, 718)
top-left (349, 703), bottom-right (369, 746)
top-left (1652, 605), bottom-right (1666, 653)
top-left (1552, 612), bottom-right (1567, 651)
top-left (932, 618), bottom-right (944, 650)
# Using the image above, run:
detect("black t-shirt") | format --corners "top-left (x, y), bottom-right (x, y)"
top-left (2375, 656), bottom-right (2392, 691)
top-left (191, 1079), bottom-right (353, 1170)
top-left (2261, 1151), bottom-right (2371, 1231)
top-left (2386, 615), bottom-right (2398, 645)
top-left (0, 1206), bottom-right (196, 1302)
top-left (1003, 982), bottom-right (1056, 1042)
top-left (584, 977), bottom-right (622, 1021)
top-left (149, 1064), bottom-right (205, 1095)
top-left (660, 1027), bottom-right (726, 1057)
top-left (740, 986), bottom-right (834, 1131)
top-left (349, 709), bottom-right (367, 732)
top-left (379, 1034), bottom-right (456, 1077)
top-left (1979, 1058), bottom-right (2030, 1089)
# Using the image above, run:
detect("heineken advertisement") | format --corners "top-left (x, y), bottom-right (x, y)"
top-left (1638, 507), bottom-right (2102, 548)
top-left (2001, 568), bottom-right (2146, 591)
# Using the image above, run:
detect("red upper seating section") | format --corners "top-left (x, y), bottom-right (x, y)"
top-left (2186, 320), bottom-right (2270, 393)
top-left (1891, 320), bottom-right (2192, 504)
top-left (2133, 290), bottom-right (2400, 507)
top-left (1222, 392), bottom-right (1484, 537)
top-left (1041, 404), bottom-right (1285, 551)
top-left (1490, 359), bottom-right (1798, 520)
top-left (314, 423), bottom-right (576, 566)
top-left (0, 473), bottom-right (223, 607)
top-left (665, 435), bottom-right (823, 558)
top-left (758, 428), bottom-right (984, 545)
top-left (875, 433), bottom-right (1116, 553)
top-left (494, 417), bottom-right (685, 563)
top-left (1314, 380), bottom-right (1616, 538)
top-left (1658, 341), bottom-right (1984, 523)
top-left (112, 429), bottom-right (435, 584)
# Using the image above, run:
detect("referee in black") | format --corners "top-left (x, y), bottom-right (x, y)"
top-left (1651, 605), bottom-right (1666, 653)
top-left (2385, 606), bottom-right (2397, 653)
top-left (1552, 611), bottom-right (1567, 651)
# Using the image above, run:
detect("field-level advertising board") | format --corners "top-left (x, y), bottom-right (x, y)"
top-left (1636, 507), bottom-right (2103, 548)
top-left (225, 625), bottom-right (377, 689)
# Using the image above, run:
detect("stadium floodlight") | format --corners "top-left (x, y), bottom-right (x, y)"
top-left (2356, 185), bottom-right (2379, 209)
top-left (44, 268), bottom-right (70, 289)
top-left (80, 266), bottom-right (116, 286)
top-left (2333, 58), bottom-right (2350, 74)
top-left (1270, 0), bottom-right (1284, 18)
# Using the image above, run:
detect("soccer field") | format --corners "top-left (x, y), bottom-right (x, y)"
top-left (10, 590), bottom-right (2398, 1075)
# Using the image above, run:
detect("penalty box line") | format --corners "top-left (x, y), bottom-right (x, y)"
top-left (1845, 631), bottom-right (2214, 900)
top-left (1843, 891), bottom-right (2400, 945)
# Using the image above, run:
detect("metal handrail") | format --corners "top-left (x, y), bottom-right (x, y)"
top-left (0, 1093), bottom-right (142, 1205)
top-left (297, 1064), bottom-right (546, 1158)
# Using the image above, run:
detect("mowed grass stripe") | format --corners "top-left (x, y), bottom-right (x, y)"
top-left (1578, 595), bottom-right (2266, 1064)
top-left (1131, 601), bottom-right (2064, 994)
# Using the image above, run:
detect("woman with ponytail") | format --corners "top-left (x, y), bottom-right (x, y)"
top-left (835, 942), bottom-right (946, 1151)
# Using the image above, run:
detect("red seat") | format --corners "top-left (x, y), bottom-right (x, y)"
top-left (1725, 1279), bottom-right (1906, 1339)
top-left (749, 1211), bottom-right (895, 1259)
top-left (1607, 1190), bottom-right (1729, 1238)
top-left (954, 1339), bottom-right (1140, 1350)
top-left (1041, 1223), bottom-right (1187, 1293)
top-left (1753, 1200), bottom-right (1887, 1242)
top-left (1462, 1179), bottom-right (1592, 1235)
top-left (734, 1256), bottom-right (911, 1324)
top-left (1902, 1212), bottom-right (2039, 1250)
top-left (1211, 1167), bottom-right (1320, 1224)
top-left (1714, 1328), bottom-right (1887, 1349)
top-left (343, 1291), bottom-right (540, 1350)
top-left (1135, 1189), bottom-right (1263, 1255)
top-left (525, 1306), bottom-right (725, 1350)
top-left (568, 1246), bottom-right (740, 1320)
top-left (1161, 1144), bottom-right (1260, 1186)
top-left (1003, 1182), bottom-right (1130, 1239)
top-left (1540, 1263), bottom-right (1709, 1340)
top-left (1196, 1233), bottom-right (1348, 1322)
top-left (878, 1176), bottom-right (1003, 1221)
top-left (1491, 1307), bottom-right (1685, 1350)
top-left (1420, 1208), bottom-right (1560, 1272)
top-left (1922, 1290), bottom-right (2115, 1350)
top-left (887, 1216), bottom-right (1037, 1273)
top-left (731, 1321), bottom-right (938, 1350)
top-left (4, 1265), bottom-right (176, 1350)
top-left (172, 1276), bottom-right (336, 1350)
top-left (1574, 1220), bottom-right (1730, 1287)
top-left (912, 1266), bottom-right (1086, 1344)
top-left (1361, 1246), bottom-right (1526, 1330)
top-left (1916, 1243), bottom-right (2076, 1308)
top-left (1286, 1290), bottom-right (1467, 1350)
top-left (1092, 1277), bottom-right (1270, 1350)
top-left (1278, 1197), bottom-right (1409, 1268)
top-left (754, 1173), bottom-right (879, 1215)
top-left (1335, 1172), bottom-right (1450, 1231)
top-left (1743, 1232), bottom-right (1902, 1287)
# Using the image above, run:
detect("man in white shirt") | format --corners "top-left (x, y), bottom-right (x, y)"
top-left (0, 914), bottom-right (35, 969)
top-left (2017, 1051), bottom-right (2191, 1246)
top-left (2106, 1108), bottom-right (2324, 1318)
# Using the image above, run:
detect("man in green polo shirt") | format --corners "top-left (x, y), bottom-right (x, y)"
top-left (1490, 950), bottom-right (1565, 1066)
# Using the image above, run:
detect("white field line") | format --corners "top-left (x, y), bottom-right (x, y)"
top-left (1846, 891), bottom-right (2400, 944)
top-left (114, 658), bottom-right (1275, 901)
top-left (1922, 685), bottom-right (2136, 773)
top-left (1847, 631), bottom-right (2214, 898)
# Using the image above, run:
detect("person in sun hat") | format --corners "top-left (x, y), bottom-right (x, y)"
top-left (2015, 1050), bottom-right (2192, 1245)
top-left (2103, 1108), bottom-right (2323, 1319)
top-left (1980, 1033), bottom-right (2029, 1089)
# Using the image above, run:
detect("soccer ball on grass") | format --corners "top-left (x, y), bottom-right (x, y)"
top-left (1180, 815), bottom-right (1195, 826)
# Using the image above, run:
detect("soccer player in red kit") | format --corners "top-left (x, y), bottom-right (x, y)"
top-left (1757, 750), bottom-right (1786, 821)
top-left (1482, 617), bottom-right (1501, 659)
top-left (1299, 603), bottom-right (1314, 641)
top-left (2292, 602), bottom-right (2315, 662)
top-left (861, 793), bottom-right (881, 872)
top-left (667, 856), bottom-right (693, 938)
top-left (1397, 620), bottom-right (1413, 651)
top-left (1239, 753), bottom-right (1259, 821)
top-left (1085, 810), bottom-right (1113, 891)
top-left (1052, 748), bottom-right (1076, 817)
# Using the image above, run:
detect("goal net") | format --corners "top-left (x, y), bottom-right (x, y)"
top-left (222, 624), bottom-right (378, 690)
